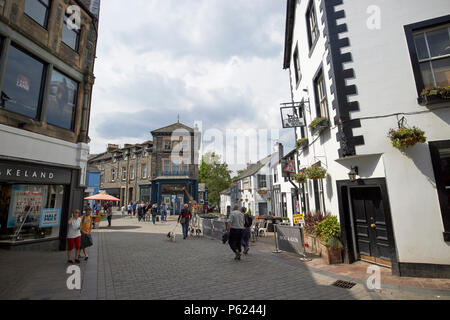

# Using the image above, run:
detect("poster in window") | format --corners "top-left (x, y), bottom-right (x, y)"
top-left (39, 208), bottom-right (61, 228)
top-left (46, 70), bottom-right (78, 130)
top-left (7, 185), bottom-right (46, 228)
top-left (16, 74), bottom-right (30, 91)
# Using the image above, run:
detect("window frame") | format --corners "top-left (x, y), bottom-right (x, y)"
top-left (293, 44), bottom-right (302, 86)
top-left (1, 43), bottom-right (47, 121)
top-left (62, 12), bottom-right (81, 52)
top-left (121, 167), bottom-right (127, 181)
top-left (45, 68), bottom-right (79, 131)
top-left (306, 0), bottom-right (319, 55)
top-left (404, 15), bottom-right (450, 96)
top-left (111, 168), bottom-right (116, 182)
top-left (24, 0), bottom-right (52, 29)
top-left (314, 68), bottom-right (329, 119)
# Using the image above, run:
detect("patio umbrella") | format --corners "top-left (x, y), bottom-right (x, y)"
top-left (84, 192), bottom-right (120, 202)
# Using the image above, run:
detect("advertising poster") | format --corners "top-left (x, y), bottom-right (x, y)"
top-left (39, 208), bottom-right (61, 228)
top-left (7, 185), bottom-right (45, 228)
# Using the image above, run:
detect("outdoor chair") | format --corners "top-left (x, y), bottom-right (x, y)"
top-left (258, 220), bottom-right (269, 237)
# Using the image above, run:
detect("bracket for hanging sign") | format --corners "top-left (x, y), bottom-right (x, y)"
top-left (280, 101), bottom-right (308, 128)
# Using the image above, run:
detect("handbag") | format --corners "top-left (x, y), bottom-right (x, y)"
top-left (81, 234), bottom-right (93, 248)
top-left (180, 217), bottom-right (186, 224)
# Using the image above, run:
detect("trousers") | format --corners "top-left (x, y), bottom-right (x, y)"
top-left (229, 228), bottom-right (244, 253)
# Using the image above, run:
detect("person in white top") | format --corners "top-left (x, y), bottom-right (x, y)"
top-left (67, 210), bottom-right (82, 264)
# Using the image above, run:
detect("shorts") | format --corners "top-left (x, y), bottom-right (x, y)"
top-left (67, 236), bottom-right (81, 251)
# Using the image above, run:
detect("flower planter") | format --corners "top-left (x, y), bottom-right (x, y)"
top-left (319, 241), bottom-right (343, 264)
top-left (296, 139), bottom-right (309, 149)
top-left (310, 119), bottom-right (330, 136)
top-left (418, 95), bottom-right (449, 107)
top-left (303, 233), bottom-right (321, 255)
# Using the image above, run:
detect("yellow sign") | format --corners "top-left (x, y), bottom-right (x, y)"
top-left (293, 213), bottom-right (305, 225)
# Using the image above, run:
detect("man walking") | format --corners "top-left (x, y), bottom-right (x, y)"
top-left (226, 205), bottom-right (245, 260)
top-left (106, 203), bottom-right (113, 227)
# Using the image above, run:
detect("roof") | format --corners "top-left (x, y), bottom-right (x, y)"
top-left (234, 154), bottom-right (273, 181)
top-left (283, 0), bottom-right (297, 69)
top-left (151, 122), bottom-right (194, 135)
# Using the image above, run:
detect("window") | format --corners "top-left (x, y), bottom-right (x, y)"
top-left (163, 159), bottom-right (170, 175)
top-left (62, 13), bottom-right (80, 51)
top-left (24, 0), bottom-right (51, 28)
top-left (111, 168), bottom-right (116, 182)
top-left (122, 167), bottom-right (126, 181)
top-left (413, 25), bottom-right (450, 89)
top-left (429, 140), bottom-right (450, 241)
top-left (314, 70), bottom-right (329, 119)
top-left (141, 164), bottom-right (147, 178)
top-left (164, 140), bottom-right (171, 151)
top-left (258, 175), bottom-right (267, 188)
top-left (274, 173), bottom-right (278, 184)
top-left (293, 45), bottom-right (301, 85)
top-left (306, 1), bottom-right (319, 50)
top-left (46, 69), bottom-right (78, 130)
top-left (1, 45), bottom-right (46, 119)
top-left (130, 166), bottom-right (135, 180)
top-left (313, 178), bottom-right (326, 212)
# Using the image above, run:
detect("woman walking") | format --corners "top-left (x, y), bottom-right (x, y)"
top-left (178, 204), bottom-right (192, 239)
top-left (79, 208), bottom-right (93, 261)
top-left (151, 204), bottom-right (158, 224)
top-left (67, 210), bottom-right (82, 264)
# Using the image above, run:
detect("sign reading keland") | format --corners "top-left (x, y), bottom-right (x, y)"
top-left (0, 163), bottom-right (72, 184)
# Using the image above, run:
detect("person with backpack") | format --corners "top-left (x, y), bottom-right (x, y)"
top-left (241, 207), bottom-right (252, 255)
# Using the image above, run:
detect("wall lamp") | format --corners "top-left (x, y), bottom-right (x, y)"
top-left (348, 166), bottom-right (359, 181)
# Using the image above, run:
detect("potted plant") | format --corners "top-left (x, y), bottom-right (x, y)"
top-left (294, 171), bottom-right (308, 184)
top-left (296, 138), bottom-right (309, 149)
top-left (309, 117), bottom-right (330, 135)
top-left (418, 86), bottom-right (450, 106)
top-left (388, 126), bottom-right (426, 149)
top-left (315, 216), bottom-right (343, 264)
top-left (305, 165), bottom-right (327, 180)
top-left (303, 211), bottom-right (330, 255)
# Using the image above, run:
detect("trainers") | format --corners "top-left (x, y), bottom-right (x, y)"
top-left (243, 247), bottom-right (249, 255)
top-left (75, 259), bottom-right (81, 264)
top-left (234, 252), bottom-right (241, 260)
top-left (67, 260), bottom-right (74, 264)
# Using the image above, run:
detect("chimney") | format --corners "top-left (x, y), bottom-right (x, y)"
top-left (278, 143), bottom-right (284, 161)
top-left (107, 144), bottom-right (119, 152)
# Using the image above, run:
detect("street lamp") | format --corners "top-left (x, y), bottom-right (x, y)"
top-left (348, 166), bottom-right (359, 181)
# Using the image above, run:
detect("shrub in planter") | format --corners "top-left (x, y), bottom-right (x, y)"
top-left (388, 127), bottom-right (426, 149)
top-left (305, 165), bottom-right (327, 180)
top-left (315, 216), bottom-right (343, 264)
top-left (304, 211), bottom-right (330, 236)
top-left (294, 171), bottom-right (308, 184)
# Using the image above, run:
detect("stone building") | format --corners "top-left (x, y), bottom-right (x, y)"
top-left (0, 0), bottom-right (100, 250)
top-left (88, 141), bottom-right (154, 206)
top-left (150, 122), bottom-right (200, 214)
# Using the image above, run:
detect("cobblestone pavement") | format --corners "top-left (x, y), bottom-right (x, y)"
top-left (94, 215), bottom-right (450, 300)
top-left (1, 213), bottom-right (449, 300)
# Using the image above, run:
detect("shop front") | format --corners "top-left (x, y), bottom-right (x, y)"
top-left (0, 160), bottom-right (83, 251)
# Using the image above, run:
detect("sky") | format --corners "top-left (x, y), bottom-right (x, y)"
top-left (89, 0), bottom-right (295, 172)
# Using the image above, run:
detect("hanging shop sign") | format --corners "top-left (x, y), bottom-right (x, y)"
top-left (280, 103), bottom-right (306, 128)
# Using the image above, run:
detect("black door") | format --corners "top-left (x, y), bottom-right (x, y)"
top-left (350, 187), bottom-right (392, 266)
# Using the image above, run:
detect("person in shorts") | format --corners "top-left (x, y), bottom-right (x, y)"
top-left (79, 208), bottom-right (93, 261)
top-left (67, 210), bottom-right (82, 264)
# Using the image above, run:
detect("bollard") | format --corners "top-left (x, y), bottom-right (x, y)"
top-left (272, 224), bottom-right (283, 254)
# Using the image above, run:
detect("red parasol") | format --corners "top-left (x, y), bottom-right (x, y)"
top-left (84, 192), bottom-right (120, 201)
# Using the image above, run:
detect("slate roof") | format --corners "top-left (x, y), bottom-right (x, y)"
top-left (151, 122), bottom-right (194, 135)
top-left (234, 154), bottom-right (273, 181)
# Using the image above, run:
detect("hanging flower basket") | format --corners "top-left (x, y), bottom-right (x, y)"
top-left (388, 126), bottom-right (426, 149)
top-left (294, 171), bottom-right (308, 184)
top-left (306, 165), bottom-right (327, 180)
top-left (257, 189), bottom-right (268, 195)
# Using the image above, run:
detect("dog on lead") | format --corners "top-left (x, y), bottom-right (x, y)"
top-left (166, 231), bottom-right (176, 242)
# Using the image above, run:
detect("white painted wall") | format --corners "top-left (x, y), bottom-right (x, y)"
top-left (0, 124), bottom-right (89, 186)
top-left (287, 0), bottom-right (450, 265)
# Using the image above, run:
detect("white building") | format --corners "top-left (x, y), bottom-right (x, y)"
top-left (282, 0), bottom-right (450, 277)
top-left (219, 187), bottom-right (231, 216)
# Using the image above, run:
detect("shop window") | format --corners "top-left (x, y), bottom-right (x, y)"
top-left (24, 0), bottom-right (51, 29)
top-left (46, 69), bottom-right (78, 130)
top-left (62, 13), bottom-right (80, 52)
top-left (1, 45), bottom-right (46, 119)
top-left (0, 184), bottom-right (64, 243)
